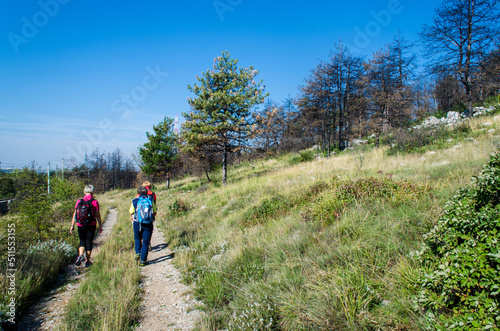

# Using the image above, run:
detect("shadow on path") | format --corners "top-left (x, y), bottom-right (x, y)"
top-left (147, 252), bottom-right (174, 265)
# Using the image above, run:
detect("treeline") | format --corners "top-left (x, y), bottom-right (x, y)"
top-left (272, 0), bottom-right (500, 154)
top-left (139, 0), bottom-right (500, 185)
top-left (0, 148), bottom-right (138, 200)
top-left (263, 36), bottom-right (499, 156)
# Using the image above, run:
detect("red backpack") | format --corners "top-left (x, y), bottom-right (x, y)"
top-left (75, 198), bottom-right (94, 225)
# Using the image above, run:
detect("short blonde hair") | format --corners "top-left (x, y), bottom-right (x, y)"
top-left (84, 185), bottom-right (94, 194)
top-left (142, 181), bottom-right (151, 187)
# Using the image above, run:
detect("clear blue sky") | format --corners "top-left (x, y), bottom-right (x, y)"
top-left (0, 0), bottom-right (436, 170)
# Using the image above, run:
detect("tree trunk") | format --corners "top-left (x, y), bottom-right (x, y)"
top-left (204, 167), bottom-right (211, 183)
top-left (465, 0), bottom-right (473, 116)
top-left (222, 146), bottom-right (228, 186)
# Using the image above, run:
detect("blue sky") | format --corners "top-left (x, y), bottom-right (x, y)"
top-left (0, 0), bottom-right (436, 170)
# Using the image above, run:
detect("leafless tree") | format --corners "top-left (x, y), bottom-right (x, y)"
top-left (297, 43), bottom-right (365, 155)
top-left (420, 0), bottom-right (500, 114)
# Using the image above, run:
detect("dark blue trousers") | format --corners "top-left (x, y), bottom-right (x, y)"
top-left (133, 221), bottom-right (153, 262)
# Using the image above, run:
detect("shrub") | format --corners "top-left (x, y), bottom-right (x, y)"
top-left (169, 198), bottom-right (190, 216)
top-left (242, 182), bottom-right (331, 227)
top-left (0, 177), bottom-right (16, 199)
top-left (299, 150), bottom-right (315, 162)
top-left (414, 151), bottom-right (500, 330)
top-left (287, 154), bottom-right (302, 165)
top-left (241, 194), bottom-right (289, 226)
top-left (50, 178), bottom-right (83, 202)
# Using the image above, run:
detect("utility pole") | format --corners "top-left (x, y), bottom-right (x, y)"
top-left (47, 162), bottom-right (51, 195)
top-left (62, 158), bottom-right (64, 180)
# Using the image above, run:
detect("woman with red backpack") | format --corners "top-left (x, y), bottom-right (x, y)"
top-left (70, 185), bottom-right (103, 267)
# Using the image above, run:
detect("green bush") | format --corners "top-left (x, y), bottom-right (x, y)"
top-left (414, 151), bottom-right (500, 330)
top-left (50, 177), bottom-right (83, 202)
top-left (287, 154), bottom-right (302, 165)
top-left (241, 194), bottom-right (289, 226)
top-left (0, 177), bottom-right (16, 199)
top-left (299, 150), bottom-right (315, 162)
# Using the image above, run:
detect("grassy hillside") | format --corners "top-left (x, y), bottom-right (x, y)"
top-left (154, 112), bottom-right (500, 330)
top-left (5, 108), bottom-right (498, 330)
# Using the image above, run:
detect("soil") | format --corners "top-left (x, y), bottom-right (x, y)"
top-left (133, 225), bottom-right (202, 330)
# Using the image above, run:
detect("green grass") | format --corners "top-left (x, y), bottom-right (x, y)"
top-left (158, 109), bottom-right (500, 330)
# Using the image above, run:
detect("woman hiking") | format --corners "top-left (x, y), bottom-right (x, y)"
top-left (130, 185), bottom-right (156, 266)
top-left (70, 184), bottom-right (103, 267)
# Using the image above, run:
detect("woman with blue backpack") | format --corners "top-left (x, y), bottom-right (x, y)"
top-left (70, 184), bottom-right (103, 267)
top-left (130, 185), bottom-right (156, 266)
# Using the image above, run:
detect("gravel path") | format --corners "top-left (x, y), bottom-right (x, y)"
top-left (134, 225), bottom-right (202, 330)
top-left (17, 208), bottom-right (118, 331)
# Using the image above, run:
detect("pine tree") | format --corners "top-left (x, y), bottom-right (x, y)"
top-left (139, 117), bottom-right (179, 189)
top-left (183, 51), bottom-right (267, 185)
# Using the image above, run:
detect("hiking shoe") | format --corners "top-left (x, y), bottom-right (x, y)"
top-left (139, 261), bottom-right (147, 266)
top-left (85, 261), bottom-right (93, 268)
top-left (135, 253), bottom-right (140, 261)
top-left (75, 255), bottom-right (84, 266)
top-left (148, 245), bottom-right (152, 252)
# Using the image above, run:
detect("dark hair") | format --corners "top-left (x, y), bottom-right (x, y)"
top-left (137, 186), bottom-right (148, 196)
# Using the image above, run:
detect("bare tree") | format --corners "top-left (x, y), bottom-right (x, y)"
top-left (252, 99), bottom-right (288, 156)
top-left (364, 35), bottom-right (416, 146)
top-left (297, 43), bottom-right (365, 155)
top-left (480, 45), bottom-right (500, 97)
top-left (432, 65), bottom-right (466, 113)
top-left (420, 0), bottom-right (500, 114)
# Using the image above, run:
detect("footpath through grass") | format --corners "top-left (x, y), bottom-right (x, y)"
top-left (59, 190), bottom-right (141, 331)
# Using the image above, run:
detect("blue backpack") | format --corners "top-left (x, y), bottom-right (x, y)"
top-left (136, 196), bottom-right (154, 224)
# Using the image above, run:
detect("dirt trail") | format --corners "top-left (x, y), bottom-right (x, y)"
top-left (17, 208), bottom-right (118, 331)
top-left (134, 225), bottom-right (202, 330)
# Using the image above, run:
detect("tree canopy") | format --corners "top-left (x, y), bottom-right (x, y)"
top-left (182, 51), bottom-right (267, 185)
top-left (139, 116), bottom-right (179, 188)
